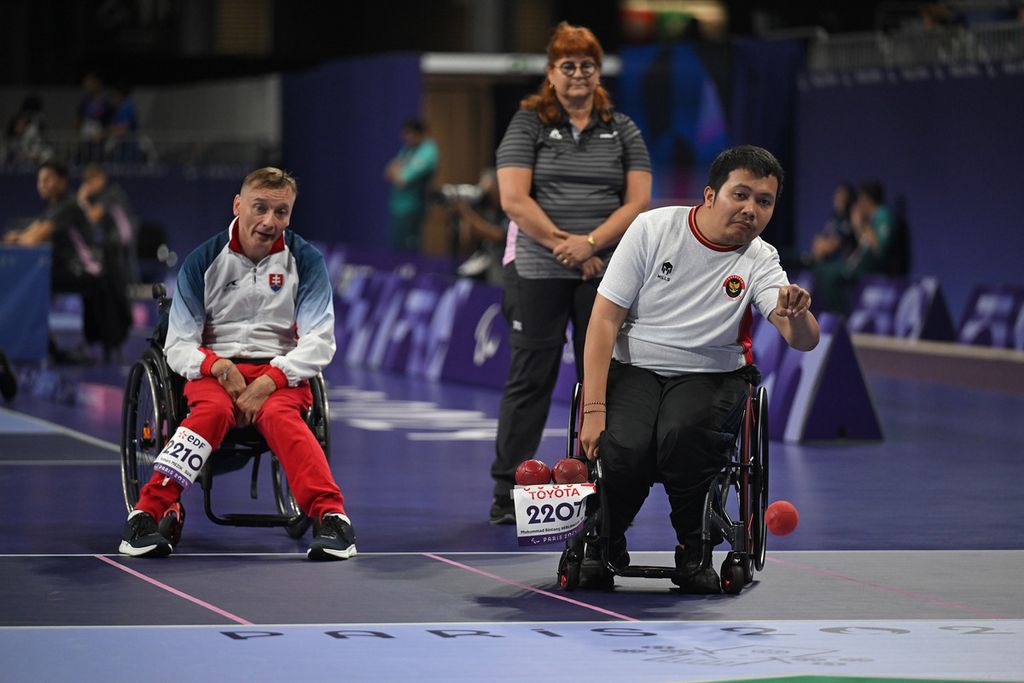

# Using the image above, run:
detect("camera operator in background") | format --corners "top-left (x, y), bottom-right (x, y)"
top-left (440, 169), bottom-right (507, 285)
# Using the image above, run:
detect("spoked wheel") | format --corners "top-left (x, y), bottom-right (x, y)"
top-left (120, 358), bottom-right (172, 511)
top-left (272, 456), bottom-right (312, 538)
top-left (751, 387), bottom-right (769, 571)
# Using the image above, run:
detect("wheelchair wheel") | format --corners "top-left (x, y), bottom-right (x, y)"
top-left (271, 456), bottom-right (311, 538)
top-left (721, 553), bottom-right (746, 595)
top-left (120, 356), bottom-right (174, 511)
top-left (557, 535), bottom-right (584, 591)
top-left (750, 386), bottom-right (769, 571)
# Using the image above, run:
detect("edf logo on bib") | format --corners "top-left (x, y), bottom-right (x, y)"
top-left (269, 273), bottom-right (284, 291)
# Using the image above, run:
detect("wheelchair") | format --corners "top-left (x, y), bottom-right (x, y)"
top-left (119, 284), bottom-right (331, 543)
top-left (556, 379), bottom-right (769, 595)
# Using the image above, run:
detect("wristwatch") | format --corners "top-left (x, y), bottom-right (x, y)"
top-left (586, 233), bottom-right (597, 248)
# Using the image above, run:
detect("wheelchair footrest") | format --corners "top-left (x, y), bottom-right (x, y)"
top-left (617, 565), bottom-right (679, 580)
top-left (213, 513), bottom-right (304, 528)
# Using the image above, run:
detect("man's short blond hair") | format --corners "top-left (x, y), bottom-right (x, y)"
top-left (241, 167), bottom-right (298, 197)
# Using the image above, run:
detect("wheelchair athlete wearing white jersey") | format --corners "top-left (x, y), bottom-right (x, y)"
top-left (119, 167), bottom-right (355, 561)
top-left (579, 146), bottom-right (819, 592)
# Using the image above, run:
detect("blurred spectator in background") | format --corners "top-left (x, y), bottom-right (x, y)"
top-left (104, 83), bottom-right (143, 162)
top-left (920, 2), bottom-right (965, 29)
top-left (384, 117), bottom-right (439, 252)
top-left (803, 181), bottom-right (858, 313)
top-left (4, 162), bottom-right (99, 363)
top-left (850, 179), bottom-right (910, 276)
top-left (4, 161), bottom-right (132, 363)
top-left (76, 72), bottom-right (114, 163)
top-left (0, 347), bottom-right (16, 401)
top-left (3, 94), bottom-right (52, 164)
top-left (79, 163), bottom-right (140, 288)
top-left (450, 168), bottom-right (508, 284)
top-left (813, 179), bottom-right (909, 314)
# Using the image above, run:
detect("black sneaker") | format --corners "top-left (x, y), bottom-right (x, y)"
top-left (672, 544), bottom-right (721, 594)
top-left (580, 539), bottom-right (629, 590)
top-left (489, 495), bottom-right (515, 525)
top-left (307, 513), bottom-right (357, 560)
top-left (119, 511), bottom-right (172, 557)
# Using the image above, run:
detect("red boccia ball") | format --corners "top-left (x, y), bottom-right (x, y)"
top-left (551, 457), bottom-right (588, 484)
top-left (515, 459), bottom-right (552, 486)
top-left (766, 500), bottom-right (799, 536)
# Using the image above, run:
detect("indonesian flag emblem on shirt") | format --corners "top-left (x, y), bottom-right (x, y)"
top-left (269, 273), bottom-right (284, 292)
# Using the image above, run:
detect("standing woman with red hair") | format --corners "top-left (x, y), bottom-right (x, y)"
top-left (489, 22), bottom-right (652, 524)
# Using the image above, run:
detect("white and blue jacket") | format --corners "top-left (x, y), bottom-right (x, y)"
top-left (164, 219), bottom-right (335, 388)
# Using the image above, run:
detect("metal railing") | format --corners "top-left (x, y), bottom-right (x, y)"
top-left (807, 21), bottom-right (1024, 72)
top-left (0, 130), bottom-right (282, 172)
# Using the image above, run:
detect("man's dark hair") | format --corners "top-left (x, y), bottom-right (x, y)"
top-left (38, 160), bottom-right (68, 179)
top-left (707, 145), bottom-right (784, 199)
top-left (858, 179), bottom-right (885, 205)
top-left (401, 117), bottom-right (425, 135)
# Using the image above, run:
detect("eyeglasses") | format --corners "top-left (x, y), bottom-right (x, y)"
top-left (557, 60), bottom-right (597, 77)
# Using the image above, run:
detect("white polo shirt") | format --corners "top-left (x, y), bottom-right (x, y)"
top-left (598, 205), bottom-right (787, 375)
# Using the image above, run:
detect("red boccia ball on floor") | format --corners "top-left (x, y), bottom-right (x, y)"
top-left (766, 500), bottom-right (799, 536)
top-left (551, 457), bottom-right (588, 484)
top-left (515, 459), bottom-right (552, 486)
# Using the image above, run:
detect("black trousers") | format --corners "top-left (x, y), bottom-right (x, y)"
top-left (491, 263), bottom-right (598, 498)
top-left (600, 360), bottom-right (759, 548)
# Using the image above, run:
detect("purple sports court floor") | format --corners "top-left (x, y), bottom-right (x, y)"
top-left (1, 329), bottom-right (1023, 682)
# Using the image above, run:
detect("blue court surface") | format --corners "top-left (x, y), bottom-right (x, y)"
top-left (1, 336), bottom-right (1023, 682)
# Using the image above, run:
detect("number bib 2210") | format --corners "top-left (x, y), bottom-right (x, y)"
top-left (153, 426), bottom-right (213, 490)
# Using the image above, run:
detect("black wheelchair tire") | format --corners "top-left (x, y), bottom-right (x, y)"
top-left (120, 356), bottom-right (172, 511)
top-left (752, 386), bottom-right (769, 571)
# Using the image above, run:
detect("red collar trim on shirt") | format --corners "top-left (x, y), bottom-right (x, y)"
top-left (688, 204), bottom-right (740, 253)
top-left (227, 217), bottom-right (286, 256)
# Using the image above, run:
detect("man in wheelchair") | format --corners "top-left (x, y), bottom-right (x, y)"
top-left (578, 146), bottom-right (818, 592)
top-left (119, 167), bottom-right (355, 561)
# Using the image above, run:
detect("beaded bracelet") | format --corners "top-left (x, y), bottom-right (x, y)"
top-left (583, 401), bottom-right (606, 407)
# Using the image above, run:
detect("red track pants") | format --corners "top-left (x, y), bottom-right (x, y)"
top-left (135, 363), bottom-right (346, 524)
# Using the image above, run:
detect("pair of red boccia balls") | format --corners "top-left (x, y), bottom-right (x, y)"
top-left (515, 458), bottom-right (588, 486)
top-left (516, 459), bottom-right (799, 536)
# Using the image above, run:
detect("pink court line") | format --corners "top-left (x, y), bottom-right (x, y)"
top-left (423, 552), bottom-right (638, 622)
top-left (766, 555), bottom-right (1011, 619)
top-left (94, 555), bottom-right (253, 625)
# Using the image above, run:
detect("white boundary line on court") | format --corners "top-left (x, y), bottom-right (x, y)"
top-left (0, 460), bottom-right (116, 466)
top-left (0, 407), bottom-right (119, 453)
top-left (3, 550), bottom-right (1022, 558)
top-left (6, 617), bottom-right (1019, 631)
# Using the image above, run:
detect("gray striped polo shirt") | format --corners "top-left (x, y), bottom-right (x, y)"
top-left (496, 107), bottom-right (651, 279)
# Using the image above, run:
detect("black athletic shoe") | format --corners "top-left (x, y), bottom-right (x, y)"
top-left (119, 511), bottom-right (172, 557)
top-left (580, 539), bottom-right (629, 590)
top-left (672, 544), bottom-right (721, 594)
top-left (307, 513), bottom-right (357, 560)
top-left (489, 496), bottom-right (516, 525)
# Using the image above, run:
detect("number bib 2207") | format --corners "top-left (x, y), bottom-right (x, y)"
top-left (512, 483), bottom-right (595, 547)
top-left (153, 426), bottom-right (213, 489)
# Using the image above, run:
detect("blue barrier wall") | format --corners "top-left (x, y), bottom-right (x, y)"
top-left (282, 53), bottom-right (423, 249)
top-left (793, 66), bottom-right (1024, 319)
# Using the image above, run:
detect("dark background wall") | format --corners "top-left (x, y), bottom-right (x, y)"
top-left (792, 68), bottom-right (1024, 319)
top-left (3, 0), bottom-right (1022, 322)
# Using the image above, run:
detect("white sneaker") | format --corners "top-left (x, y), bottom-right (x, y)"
top-left (457, 251), bottom-right (493, 277)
